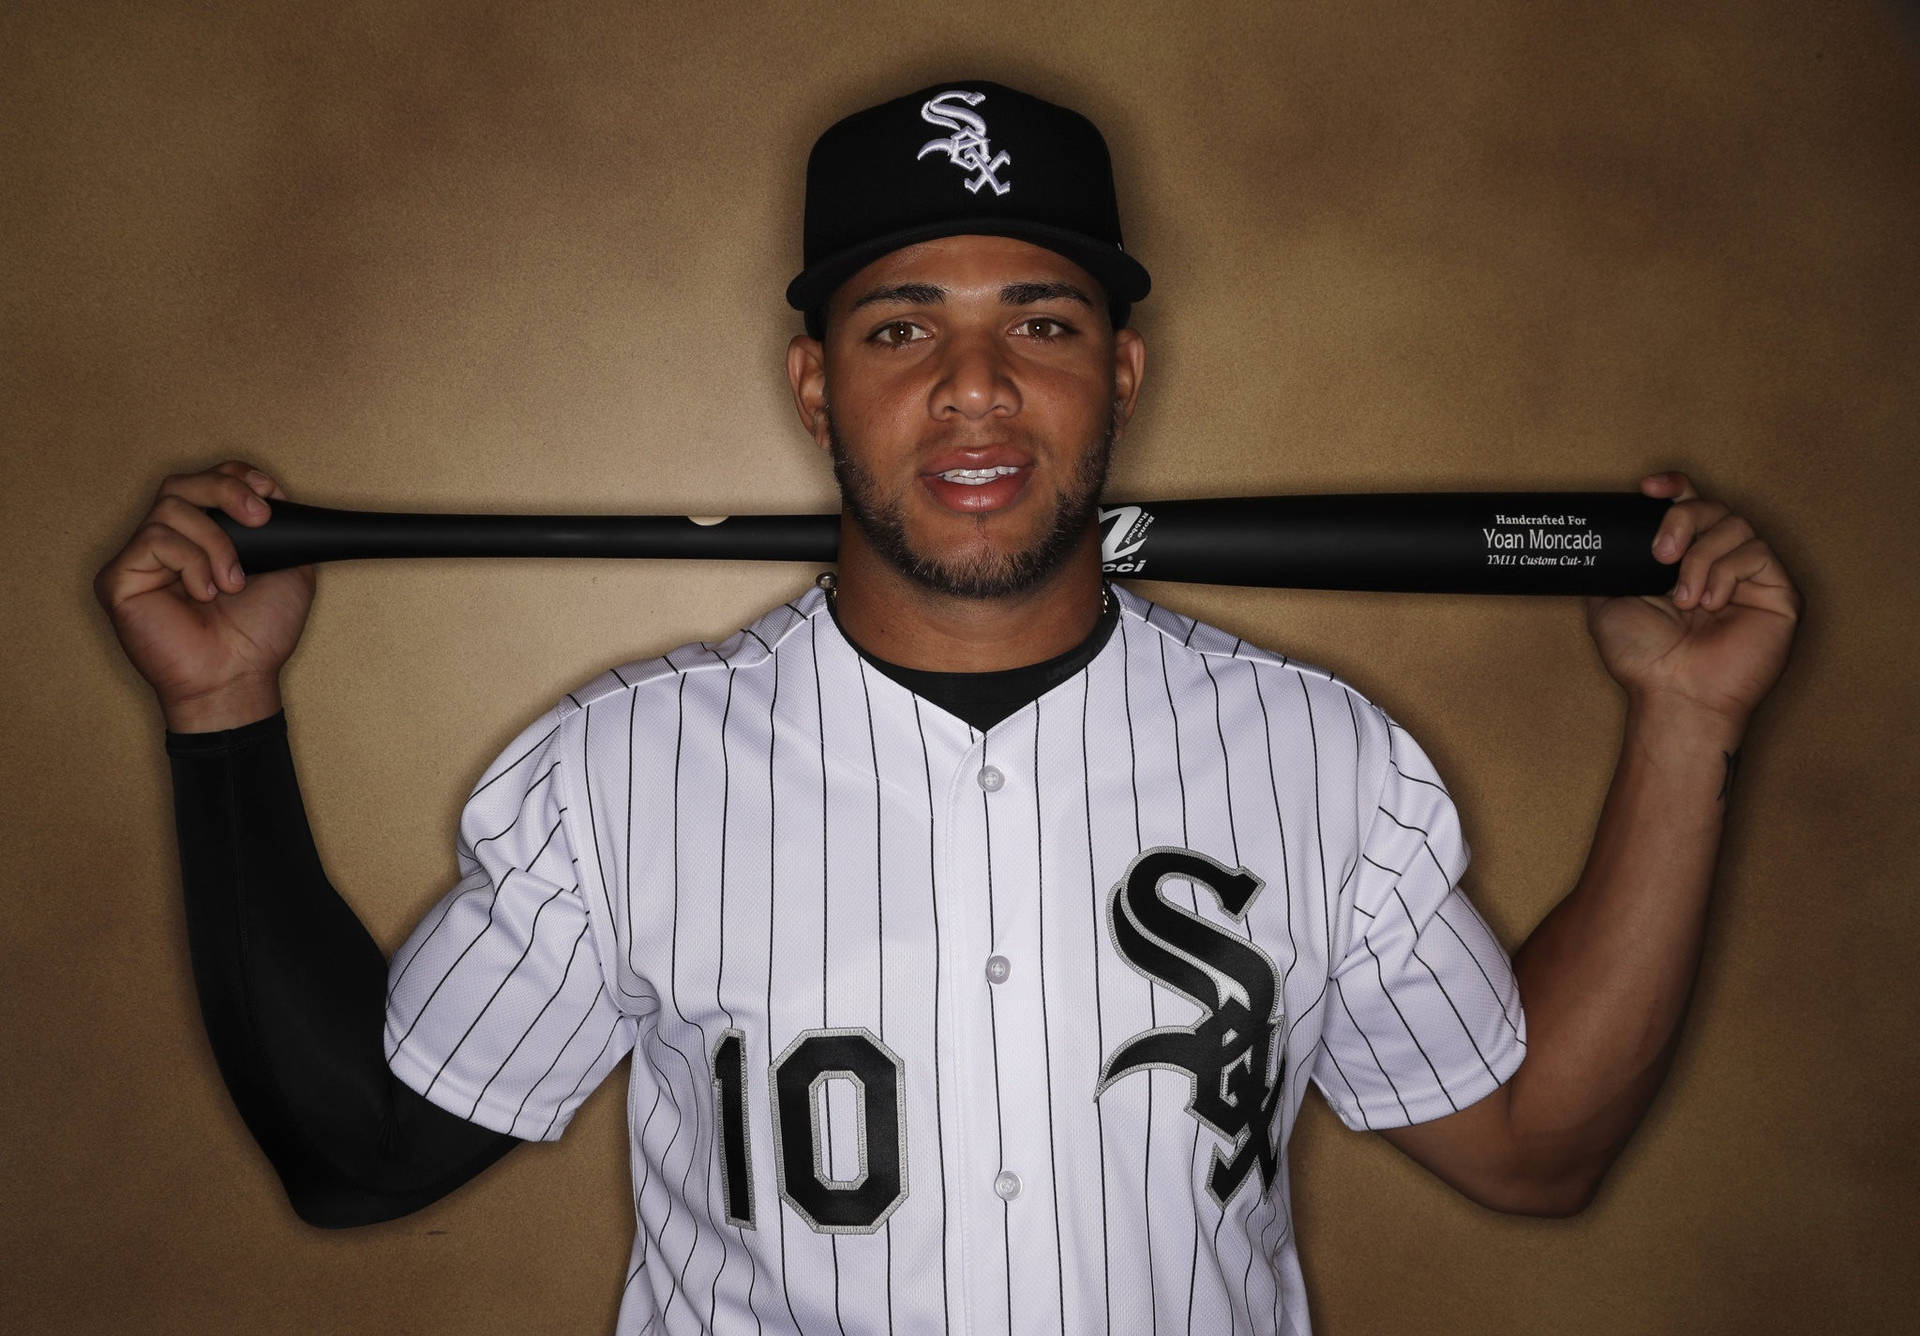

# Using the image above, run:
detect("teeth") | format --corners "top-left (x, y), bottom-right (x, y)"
top-left (938, 466), bottom-right (1021, 485)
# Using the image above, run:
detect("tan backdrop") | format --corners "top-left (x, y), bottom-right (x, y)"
top-left (5, 1), bottom-right (1917, 1332)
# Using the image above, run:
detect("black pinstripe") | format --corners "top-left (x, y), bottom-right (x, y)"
top-left (1078, 671), bottom-right (1115, 1335)
top-left (910, 697), bottom-right (954, 1333)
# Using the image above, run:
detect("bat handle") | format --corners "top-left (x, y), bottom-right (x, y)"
top-left (209, 500), bottom-right (842, 573)
top-left (210, 500), bottom-right (338, 573)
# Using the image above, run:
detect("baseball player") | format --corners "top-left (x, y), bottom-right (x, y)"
top-left (96, 81), bottom-right (1800, 1334)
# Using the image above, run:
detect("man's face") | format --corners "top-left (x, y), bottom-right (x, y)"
top-left (788, 235), bottom-right (1144, 600)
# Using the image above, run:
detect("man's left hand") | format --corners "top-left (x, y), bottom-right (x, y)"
top-left (1584, 471), bottom-right (1802, 729)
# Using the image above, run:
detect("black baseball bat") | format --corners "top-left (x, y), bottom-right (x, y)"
top-left (205, 493), bottom-right (1674, 595)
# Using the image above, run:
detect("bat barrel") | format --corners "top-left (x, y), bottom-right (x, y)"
top-left (1105, 492), bottom-right (1671, 594)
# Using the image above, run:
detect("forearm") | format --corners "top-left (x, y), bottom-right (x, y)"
top-left (1502, 695), bottom-right (1746, 1197)
top-left (167, 713), bottom-right (518, 1225)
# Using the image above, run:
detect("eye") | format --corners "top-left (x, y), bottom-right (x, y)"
top-left (869, 320), bottom-right (929, 346)
top-left (1015, 316), bottom-right (1075, 340)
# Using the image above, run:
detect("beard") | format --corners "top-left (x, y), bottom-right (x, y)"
top-left (827, 408), bottom-right (1117, 600)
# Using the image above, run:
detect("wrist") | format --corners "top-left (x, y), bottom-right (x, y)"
top-left (160, 675), bottom-right (284, 733)
top-left (1623, 690), bottom-right (1748, 757)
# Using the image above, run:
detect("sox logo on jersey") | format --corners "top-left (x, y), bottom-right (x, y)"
top-left (383, 584), bottom-right (1528, 1335)
top-left (1098, 847), bottom-right (1286, 1207)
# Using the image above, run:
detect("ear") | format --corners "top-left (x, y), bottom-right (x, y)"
top-left (786, 334), bottom-right (832, 451)
top-left (1110, 326), bottom-right (1147, 434)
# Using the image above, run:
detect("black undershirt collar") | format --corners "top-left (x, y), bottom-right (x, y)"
top-left (825, 585), bottom-right (1122, 732)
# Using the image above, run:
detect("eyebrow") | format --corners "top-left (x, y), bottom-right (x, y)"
top-left (845, 280), bottom-right (1096, 313)
top-left (1001, 281), bottom-right (1094, 308)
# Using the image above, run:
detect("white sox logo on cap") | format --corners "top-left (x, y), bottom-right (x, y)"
top-left (917, 89), bottom-right (1011, 195)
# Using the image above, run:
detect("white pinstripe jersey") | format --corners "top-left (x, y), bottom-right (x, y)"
top-left (385, 583), bottom-right (1526, 1335)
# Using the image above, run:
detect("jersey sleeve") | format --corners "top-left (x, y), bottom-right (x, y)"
top-left (385, 706), bottom-right (636, 1141)
top-left (1310, 714), bottom-right (1528, 1131)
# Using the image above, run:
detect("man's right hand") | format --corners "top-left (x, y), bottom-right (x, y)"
top-left (95, 461), bottom-right (317, 733)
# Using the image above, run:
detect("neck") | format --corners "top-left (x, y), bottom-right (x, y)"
top-left (828, 517), bottom-right (1107, 672)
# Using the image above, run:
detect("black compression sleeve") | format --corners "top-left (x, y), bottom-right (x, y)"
top-left (166, 712), bottom-right (519, 1227)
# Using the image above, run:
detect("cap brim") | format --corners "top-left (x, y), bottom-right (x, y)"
top-left (786, 215), bottom-right (1151, 317)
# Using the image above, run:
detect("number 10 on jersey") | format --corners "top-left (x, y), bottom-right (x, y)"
top-left (712, 1026), bottom-right (909, 1234)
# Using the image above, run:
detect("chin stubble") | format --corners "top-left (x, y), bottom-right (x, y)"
top-left (826, 408), bottom-right (1118, 600)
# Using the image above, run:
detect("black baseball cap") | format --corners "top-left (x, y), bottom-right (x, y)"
top-left (787, 80), bottom-right (1152, 335)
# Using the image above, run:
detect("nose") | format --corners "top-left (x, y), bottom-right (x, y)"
top-left (931, 329), bottom-right (1020, 421)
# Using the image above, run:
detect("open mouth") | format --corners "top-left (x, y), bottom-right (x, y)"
top-left (935, 465), bottom-right (1023, 486)
top-left (921, 461), bottom-right (1032, 513)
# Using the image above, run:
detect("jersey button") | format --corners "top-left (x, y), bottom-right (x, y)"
top-left (984, 954), bottom-right (1011, 984)
top-left (994, 1170), bottom-right (1022, 1201)
top-left (976, 765), bottom-right (1004, 792)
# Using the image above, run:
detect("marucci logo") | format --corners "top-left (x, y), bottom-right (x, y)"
top-left (1099, 504), bottom-right (1154, 574)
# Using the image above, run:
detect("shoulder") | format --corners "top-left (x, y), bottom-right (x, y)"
top-left (1109, 590), bottom-right (1465, 854)
top-left (552, 588), bottom-right (830, 723)
top-left (1110, 583), bottom-right (1396, 738)
top-left (460, 592), bottom-right (831, 807)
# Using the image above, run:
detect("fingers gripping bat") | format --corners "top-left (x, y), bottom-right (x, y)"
top-left (207, 492), bottom-right (1673, 595)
